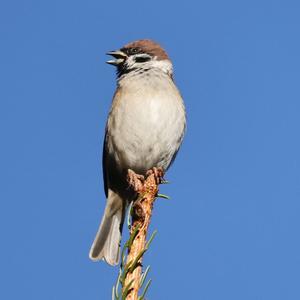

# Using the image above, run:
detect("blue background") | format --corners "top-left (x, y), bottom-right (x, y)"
top-left (1, 0), bottom-right (300, 299)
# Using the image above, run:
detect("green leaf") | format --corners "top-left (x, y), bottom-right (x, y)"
top-left (160, 179), bottom-right (170, 184)
top-left (145, 230), bottom-right (157, 249)
top-left (127, 201), bottom-right (133, 229)
top-left (121, 279), bottom-right (134, 300)
top-left (139, 265), bottom-right (150, 288)
top-left (128, 249), bottom-right (147, 273)
top-left (139, 279), bottom-right (152, 300)
top-left (127, 225), bottom-right (140, 249)
top-left (157, 193), bottom-right (171, 200)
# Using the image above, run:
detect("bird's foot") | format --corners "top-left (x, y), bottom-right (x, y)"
top-left (146, 167), bottom-right (165, 184)
top-left (127, 169), bottom-right (145, 192)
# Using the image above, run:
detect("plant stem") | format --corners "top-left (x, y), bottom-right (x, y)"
top-left (122, 173), bottom-right (158, 300)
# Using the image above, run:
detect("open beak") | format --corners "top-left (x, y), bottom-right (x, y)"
top-left (106, 50), bottom-right (127, 66)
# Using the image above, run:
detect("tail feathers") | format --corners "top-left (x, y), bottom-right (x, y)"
top-left (89, 192), bottom-right (125, 266)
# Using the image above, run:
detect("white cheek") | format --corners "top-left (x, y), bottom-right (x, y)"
top-left (124, 57), bottom-right (137, 69)
top-left (150, 59), bottom-right (173, 75)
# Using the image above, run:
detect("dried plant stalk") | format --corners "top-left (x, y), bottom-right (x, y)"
top-left (123, 173), bottom-right (158, 300)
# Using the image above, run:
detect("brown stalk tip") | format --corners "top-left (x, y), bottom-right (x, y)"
top-left (122, 171), bottom-right (160, 300)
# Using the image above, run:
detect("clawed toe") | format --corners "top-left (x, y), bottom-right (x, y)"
top-left (127, 169), bottom-right (145, 192)
top-left (127, 167), bottom-right (165, 192)
top-left (146, 167), bottom-right (165, 184)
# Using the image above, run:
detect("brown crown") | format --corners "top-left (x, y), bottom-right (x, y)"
top-left (122, 39), bottom-right (170, 61)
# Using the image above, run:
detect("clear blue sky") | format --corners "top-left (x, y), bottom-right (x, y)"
top-left (1, 0), bottom-right (300, 299)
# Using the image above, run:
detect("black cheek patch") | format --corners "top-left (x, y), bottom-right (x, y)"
top-left (135, 56), bottom-right (151, 63)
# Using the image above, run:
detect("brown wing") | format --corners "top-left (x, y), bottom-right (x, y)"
top-left (102, 130), bottom-right (108, 198)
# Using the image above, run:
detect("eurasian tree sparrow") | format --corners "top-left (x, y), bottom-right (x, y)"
top-left (89, 39), bottom-right (186, 265)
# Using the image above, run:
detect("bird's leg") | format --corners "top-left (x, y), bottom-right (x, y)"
top-left (127, 169), bottom-right (145, 193)
top-left (146, 167), bottom-right (165, 184)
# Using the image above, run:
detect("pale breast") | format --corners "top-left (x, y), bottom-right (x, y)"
top-left (106, 73), bottom-right (185, 174)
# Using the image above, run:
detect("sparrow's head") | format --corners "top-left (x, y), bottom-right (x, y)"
top-left (106, 39), bottom-right (173, 78)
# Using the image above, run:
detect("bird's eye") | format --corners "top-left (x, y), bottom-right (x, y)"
top-left (120, 47), bottom-right (139, 56)
top-left (127, 48), bottom-right (140, 55)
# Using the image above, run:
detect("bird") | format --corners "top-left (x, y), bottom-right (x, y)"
top-left (89, 39), bottom-right (186, 265)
